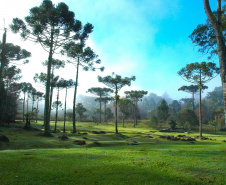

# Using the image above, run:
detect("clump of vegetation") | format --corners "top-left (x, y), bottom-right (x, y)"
top-left (168, 120), bottom-right (177, 130)
top-left (150, 116), bottom-right (158, 128)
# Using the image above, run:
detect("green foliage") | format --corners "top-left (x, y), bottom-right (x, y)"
top-left (106, 108), bottom-right (114, 120)
top-left (184, 121), bottom-right (191, 131)
top-left (0, 84), bottom-right (21, 124)
top-left (218, 116), bottom-right (225, 129)
top-left (189, 13), bottom-right (221, 59)
top-left (87, 87), bottom-right (113, 97)
top-left (168, 120), bottom-right (177, 129)
top-left (157, 99), bottom-right (169, 123)
top-left (0, 42), bottom-right (31, 66)
top-left (150, 116), bottom-right (158, 127)
top-left (180, 98), bottom-right (193, 110)
top-left (118, 98), bottom-right (133, 121)
top-left (178, 85), bottom-right (208, 111)
top-left (98, 74), bottom-right (136, 133)
top-left (42, 58), bottom-right (65, 70)
top-left (0, 40), bottom-right (31, 124)
top-left (87, 87), bottom-right (113, 123)
top-left (66, 110), bottom-right (73, 121)
top-left (52, 101), bottom-right (62, 109)
top-left (125, 90), bottom-right (148, 126)
top-left (178, 62), bottom-right (220, 85)
top-left (177, 109), bottom-right (199, 129)
top-left (125, 90), bottom-right (148, 101)
top-left (178, 85), bottom-right (208, 94)
top-left (178, 85), bottom-right (199, 93)
top-left (98, 74), bottom-right (136, 93)
top-left (178, 61), bottom-right (220, 137)
top-left (169, 100), bottom-right (181, 114)
top-left (206, 86), bottom-right (224, 110)
top-left (75, 103), bottom-right (87, 121)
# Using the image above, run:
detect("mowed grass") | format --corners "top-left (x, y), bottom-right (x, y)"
top-left (0, 120), bottom-right (226, 185)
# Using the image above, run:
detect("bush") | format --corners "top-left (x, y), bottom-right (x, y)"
top-left (168, 120), bottom-right (177, 129)
top-left (177, 109), bottom-right (198, 130)
top-left (184, 121), bottom-right (191, 131)
top-left (218, 117), bottom-right (225, 129)
top-left (150, 116), bottom-right (158, 127)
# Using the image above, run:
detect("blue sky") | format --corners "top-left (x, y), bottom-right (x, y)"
top-left (0, 0), bottom-right (222, 106)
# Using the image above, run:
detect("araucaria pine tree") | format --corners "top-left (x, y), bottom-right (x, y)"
top-left (178, 62), bottom-right (220, 137)
top-left (98, 74), bottom-right (135, 134)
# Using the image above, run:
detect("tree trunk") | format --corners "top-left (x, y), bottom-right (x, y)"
top-left (0, 29), bottom-right (6, 96)
top-left (23, 93), bottom-right (25, 122)
top-left (27, 93), bottom-right (29, 113)
top-left (135, 101), bottom-right (138, 126)
top-left (203, 0), bottom-right (226, 127)
top-left (49, 67), bottom-right (54, 122)
top-left (115, 86), bottom-right (118, 134)
top-left (44, 27), bottom-right (54, 136)
top-left (104, 100), bottom-right (107, 122)
top-left (73, 57), bottom-right (80, 133)
top-left (32, 96), bottom-right (34, 120)
top-left (223, 82), bottom-right (226, 127)
top-left (133, 102), bottom-right (136, 127)
top-left (54, 87), bottom-right (59, 131)
top-left (192, 91), bottom-right (195, 111)
top-left (36, 100), bottom-right (39, 123)
top-left (199, 87), bottom-right (202, 138)
top-left (63, 87), bottom-right (67, 132)
top-left (99, 95), bottom-right (102, 123)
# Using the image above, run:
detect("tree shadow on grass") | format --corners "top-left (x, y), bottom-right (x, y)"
top-left (0, 149), bottom-right (214, 185)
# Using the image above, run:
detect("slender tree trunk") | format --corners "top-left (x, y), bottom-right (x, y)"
top-left (104, 100), bottom-right (107, 122)
top-left (133, 102), bottom-right (136, 127)
top-left (36, 100), bottom-right (39, 123)
top-left (223, 83), bottom-right (226, 127)
top-left (49, 87), bottom-right (53, 117)
top-left (44, 27), bottom-right (54, 136)
top-left (43, 102), bottom-right (45, 126)
top-left (27, 93), bottom-right (29, 113)
top-left (203, 0), bottom-right (226, 127)
top-left (23, 93), bottom-right (25, 122)
top-left (32, 96), bottom-right (35, 120)
top-left (64, 87), bottom-right (67, 132)
top-left (0, 29), bottom-right (6, 125)
top-left (115, 86), bottom-right (118, 134)
top-left (73, 58), bottom-right (80, 133)
top-left (192, 91), bottom-right (195, 111)
top-left (49, 67), bottom-right (54, 121)
top-left (0, 29), bottom-right (6, 96)
top-left (135, 101), bottom-right (138, 126)
top-left (99, 95), bottom-right (102, 123)
top-left (54, 87), bottom-right (59, 131)
top-left (199, 87), bottom-right (202, 137)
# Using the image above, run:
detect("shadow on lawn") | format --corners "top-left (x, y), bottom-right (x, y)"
top-left (0, 149), bottom-right (214, 185)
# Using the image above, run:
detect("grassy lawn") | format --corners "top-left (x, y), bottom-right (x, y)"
top-left (0, 120), bottom-right (226, 185)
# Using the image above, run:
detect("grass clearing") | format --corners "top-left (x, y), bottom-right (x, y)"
top-left (0, 120), bottom-right (226, 184)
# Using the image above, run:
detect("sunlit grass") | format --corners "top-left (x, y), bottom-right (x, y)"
top-left (0, 120), bottom-right (226, 184)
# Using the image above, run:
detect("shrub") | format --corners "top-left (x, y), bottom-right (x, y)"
top-left (177, 109), bottom-right (198, 130)
top-left (150, 116), bottom-right (158, 128)
top-left (168, 120), bottom-right (177, 129)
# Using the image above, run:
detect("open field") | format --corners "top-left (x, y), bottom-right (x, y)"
top-left (0, 121), bottom-right (226, 185)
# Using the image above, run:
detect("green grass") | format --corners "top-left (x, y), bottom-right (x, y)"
top-left (0, 120), bottom-right (226, 185)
